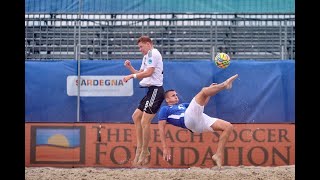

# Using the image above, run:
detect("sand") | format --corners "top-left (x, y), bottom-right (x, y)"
top-left (25, 165), bottom-right (295, 180)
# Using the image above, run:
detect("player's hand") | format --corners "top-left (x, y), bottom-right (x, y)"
top-left (163, 147), bottom-right (171, 161)
top-left (124, 60), bottom-right (131, 68)
top-left (123, 75), bottom-right (132, 83)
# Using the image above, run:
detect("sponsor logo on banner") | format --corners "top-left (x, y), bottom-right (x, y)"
top-left (25, 123), bottom-right (295, 168)
top-left (67, 76), bottom-right (133, 97)
top-left (29, 126), bottom-right (85, 164)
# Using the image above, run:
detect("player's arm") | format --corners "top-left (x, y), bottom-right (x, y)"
top-left (123, 60), bottom-right (144, 74)
top-left (135, 67), bottom-right (155, 79)
top-left (158, 120), bottom-right (171, 161)
top-left (124, 60), bottom-right (137, 73)
top-left (123, 67), bottom-right (154, 82)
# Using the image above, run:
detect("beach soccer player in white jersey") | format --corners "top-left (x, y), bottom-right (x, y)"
top-left (157, 74), bottom-right (238, 170)
top-left (123, 35), bottom-right (165, 167)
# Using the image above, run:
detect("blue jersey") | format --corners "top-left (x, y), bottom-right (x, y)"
top-left (158, 103), bottom-right (190, 129)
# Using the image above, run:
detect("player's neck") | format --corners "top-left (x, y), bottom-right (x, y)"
top-left (167, 102), bottom-right (178, 106)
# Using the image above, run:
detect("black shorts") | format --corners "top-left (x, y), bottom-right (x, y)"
top-left (138, 86), bottom-right (165, 114)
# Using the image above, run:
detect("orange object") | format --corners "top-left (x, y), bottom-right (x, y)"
top-left (25, 123), bottom-right (295, 168)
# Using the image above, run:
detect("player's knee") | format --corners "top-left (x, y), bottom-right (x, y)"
top-left (141, 119), bottom-right (151, 128)
top-left (200, 87), bottom-right (210, 97)
top-left (132, 112), bottom-right (142, 123)
top-left (132, 114), bottom-right (138, 121)
top-left (225, 122), bottom-right (233, 133)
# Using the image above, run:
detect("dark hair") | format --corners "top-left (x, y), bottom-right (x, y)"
top-left (137, 35), bottom-right (153, 44)
top-left (164, 89), bottom-right (175, 98)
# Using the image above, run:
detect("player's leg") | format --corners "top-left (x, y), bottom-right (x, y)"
top-left (194, 74), bottom-right (238, 106)
top-left (137, 86), bottom-right (165, 166)
top-left (202, 83), bottom-right (217, 105)
top-left (137, 112), bottom-right (156, 165)
top-left (210, 119), bottom-right (233, 170)
top-left (131, 109), bottom-right (143, 166)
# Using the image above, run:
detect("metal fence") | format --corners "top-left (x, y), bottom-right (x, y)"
top-left (25, 13), bottom-right (295, 60)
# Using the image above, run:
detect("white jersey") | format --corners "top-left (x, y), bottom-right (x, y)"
top-left (139, 48), bottom-right (163, 87)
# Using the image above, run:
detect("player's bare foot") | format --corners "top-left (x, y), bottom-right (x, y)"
top-left (212, 154), bottom-right (222, 170)
top-left (210, 83), bottom-right (218, 87)
top-left (131, 148), bottom-right (142, 167)
top-left (224, 74), bottom-right (238, 89)
top-left (137, 150), bottom-right (151, 166)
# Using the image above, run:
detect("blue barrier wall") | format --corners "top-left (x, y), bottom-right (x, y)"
top-left (25, 60), bottom-right (295, 123)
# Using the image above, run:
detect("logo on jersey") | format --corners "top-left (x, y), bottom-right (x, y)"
top-left (148, 59), bottom-right (152, 64)
top-left (178, 104), bottom-right (185, 109)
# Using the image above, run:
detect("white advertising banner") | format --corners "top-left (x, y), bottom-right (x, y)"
top-left (67, 76), bottom-right (133, 97)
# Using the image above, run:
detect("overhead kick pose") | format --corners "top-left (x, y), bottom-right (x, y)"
top-left (157, 74), bottom-right (238, 170)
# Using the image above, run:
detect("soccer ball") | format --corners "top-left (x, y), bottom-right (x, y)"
top-left (214, 52), bottom-right (230, 69)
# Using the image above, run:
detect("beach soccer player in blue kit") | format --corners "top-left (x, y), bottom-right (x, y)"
top-left (157, 74), bottom-right (238, 170)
